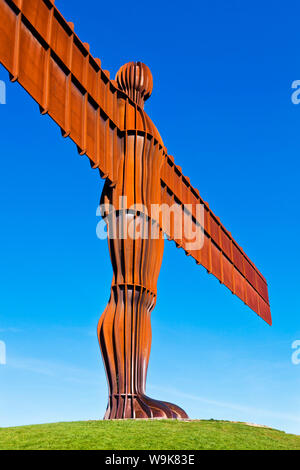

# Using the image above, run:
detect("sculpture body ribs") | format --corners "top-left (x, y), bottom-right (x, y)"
top-left (98, 63), bottom-right (188, 418)
top-left (0, 0), bottom-right (271, 420)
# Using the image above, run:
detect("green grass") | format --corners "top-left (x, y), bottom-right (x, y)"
top-left (0, 419), bottom-right (299, 450)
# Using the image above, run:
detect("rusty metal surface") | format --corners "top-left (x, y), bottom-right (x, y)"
top-left (98, 63), bottom-right (189, 418)
top-left (160, 167), bottom-right (271, 324)
top-left (0, 0), bottom-right (271, 419)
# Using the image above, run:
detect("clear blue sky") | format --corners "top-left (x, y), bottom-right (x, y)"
top-left (1, 0), bottom-right (300, 434)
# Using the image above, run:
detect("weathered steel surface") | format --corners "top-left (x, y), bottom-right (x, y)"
top-left (0, 0), bottom-right (271, 419)
top-left (98, 65), bottom-right (189, 417)
top-left (160, 169), bottom-right (271, 324)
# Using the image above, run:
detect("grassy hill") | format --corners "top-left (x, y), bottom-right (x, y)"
top-left (1, 419), bottom-right (299, 450)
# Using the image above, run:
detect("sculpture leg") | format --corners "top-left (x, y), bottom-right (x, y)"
top-left (97, 210), bottom-right (188, 419)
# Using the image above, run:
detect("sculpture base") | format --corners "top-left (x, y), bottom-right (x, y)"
top-left (104, 393), bottom-right (189, 420)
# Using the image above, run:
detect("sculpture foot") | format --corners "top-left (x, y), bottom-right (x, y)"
top-left (104, 393), bottom-right (189, 420)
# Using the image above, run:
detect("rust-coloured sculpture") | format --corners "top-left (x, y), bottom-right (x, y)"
top-left (0, 0), bottom-right (271, 420)
top-left (98, 63), bottom-right (188, 418)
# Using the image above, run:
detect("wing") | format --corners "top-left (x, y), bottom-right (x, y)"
top-left (0, 0), bottom-right (133, 184)
top-left (160, 155), bottom-right (271, 325)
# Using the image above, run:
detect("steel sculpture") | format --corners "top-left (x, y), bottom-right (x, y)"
top-left (0, 0), bottom-right (271, 420)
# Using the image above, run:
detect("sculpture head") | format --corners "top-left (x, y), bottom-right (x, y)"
top-left (115, 62), bottom-right (153, 109)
